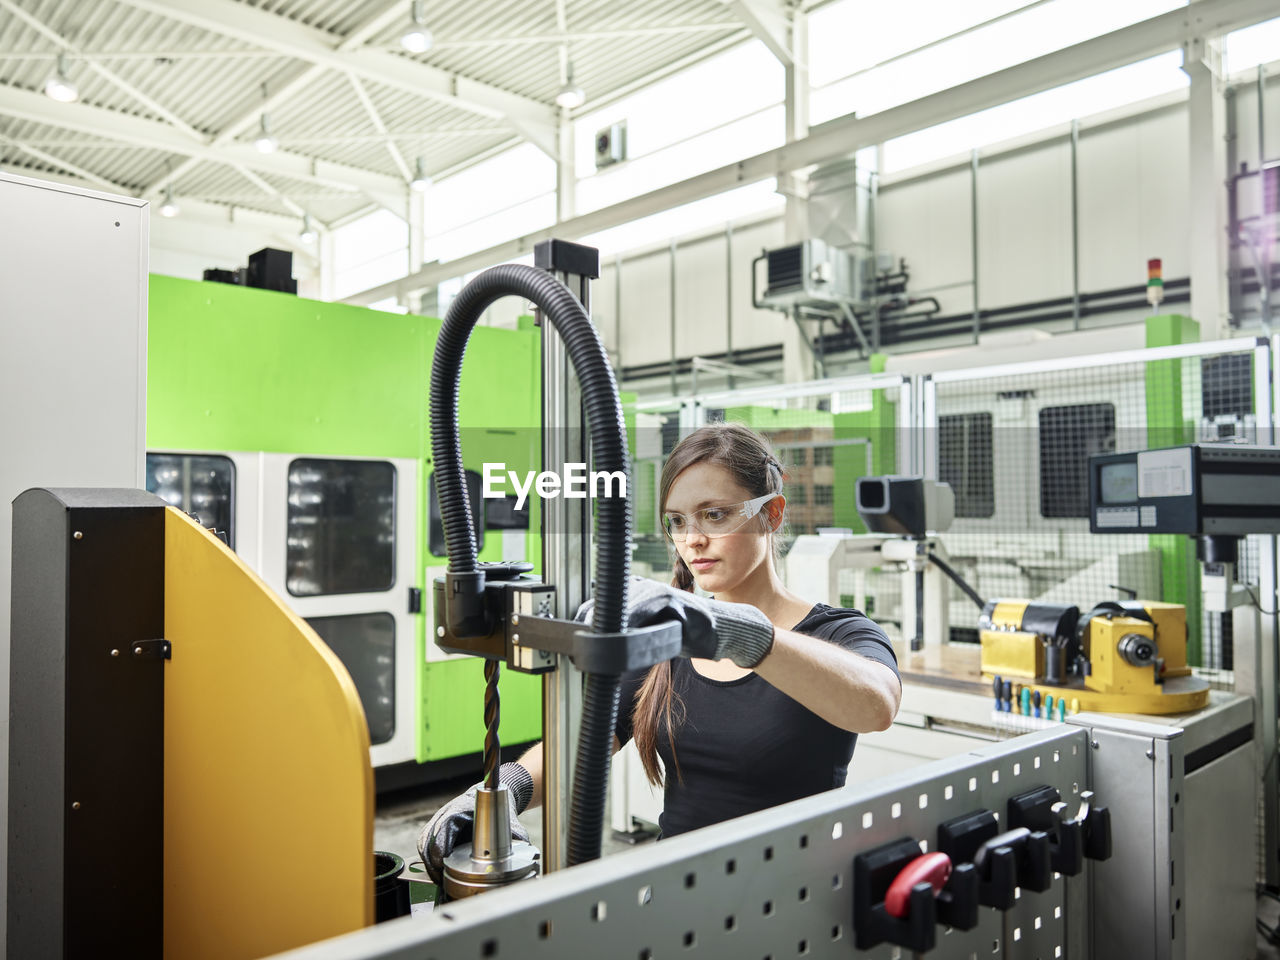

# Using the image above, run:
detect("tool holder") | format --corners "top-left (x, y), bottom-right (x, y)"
top-left (433, 562), bottom-right (683, 673)
top-left (1006, 784), bottom-right (1111, 875)
top-left (937, 809), bottom-right (1051, 910)
top-left (852, 837), bottom-right (979, 952)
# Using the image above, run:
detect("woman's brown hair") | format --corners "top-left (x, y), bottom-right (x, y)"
top-left (631, 421), bottom-right (786, 787)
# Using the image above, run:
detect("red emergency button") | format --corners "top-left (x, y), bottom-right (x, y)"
top-left (884, 852), bottom-right (953, 919)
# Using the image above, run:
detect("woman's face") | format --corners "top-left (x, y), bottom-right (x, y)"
top-left (663, 461), bottom-right (779, 595)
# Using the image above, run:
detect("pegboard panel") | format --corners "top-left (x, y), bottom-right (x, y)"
top-left (278, 727), bottom-right (1091, 960)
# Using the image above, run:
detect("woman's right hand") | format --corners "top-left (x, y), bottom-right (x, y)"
top-left (417, 761), bottom-right (534, 884)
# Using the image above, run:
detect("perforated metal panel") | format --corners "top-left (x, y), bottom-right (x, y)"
top-left (273, 727), bottom-right (1090, 960)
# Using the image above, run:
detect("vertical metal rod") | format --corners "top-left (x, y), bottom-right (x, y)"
top-left (1254, 341), bottom-right (1279, 887)
top-left (869, 169), bottom-right (881, 354)
top-left (1258, 65), bottom-right (1272, 331)
top-left (1226, 84), bottom-right (1242, 326)
top-left (540, 269), bottom-right (591, 874)
top-left (614, 255), bottom-right (623, 372)
top-left (725, 223), bottom-right (735, 389)
top-left (970, 149), bottom-right (980, 344)
top-left (1070, 119), bottom-right (1081, 331)
top-left (669, 240), bottom-right (678, 396)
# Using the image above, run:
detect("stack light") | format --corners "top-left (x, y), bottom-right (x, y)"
top-left (1146, 257), bottom-right (1163, 309)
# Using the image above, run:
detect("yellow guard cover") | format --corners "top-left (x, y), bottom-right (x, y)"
top-left (162, 508), bottom-right (374, 958)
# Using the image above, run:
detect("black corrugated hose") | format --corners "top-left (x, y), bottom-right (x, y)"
top-left (429, 263), bottom-right (632, 868)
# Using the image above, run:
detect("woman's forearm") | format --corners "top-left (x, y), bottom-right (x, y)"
top-left (753, 628), bottom-right (901, 733)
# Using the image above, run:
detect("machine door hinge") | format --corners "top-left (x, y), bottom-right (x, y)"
top-left (408, 586), bottom-right (423, 614)
top-left (131, 639), bottom-right (171, 661)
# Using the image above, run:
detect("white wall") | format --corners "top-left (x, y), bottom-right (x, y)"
top-left (611, 72), bottom-right (1279, 398)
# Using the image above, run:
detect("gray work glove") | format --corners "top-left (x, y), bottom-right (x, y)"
top-left (417, 761), bottom-right (534, 885)
top-left (576, 576), bottom-right (775, 668)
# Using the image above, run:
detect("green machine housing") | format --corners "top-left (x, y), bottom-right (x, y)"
top-left (147, 275), bottom-right (545, 783)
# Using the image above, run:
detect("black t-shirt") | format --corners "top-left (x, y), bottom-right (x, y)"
top-left (614, 604), bottom-right (899, 839)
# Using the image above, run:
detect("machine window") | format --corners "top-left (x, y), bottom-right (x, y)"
top-left (1039, 403), bottom-right (1116, 518)
top-left (305, 613), bottom-right (395, 745)
top-left (146, 452), bottom-right (235, 548)
top-left (938, 413), bottom-right (994, 519)
top-left (287, 458), bottom-right (396, 597)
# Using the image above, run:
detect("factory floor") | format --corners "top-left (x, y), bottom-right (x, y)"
top-left (378, 783), bottom-right (1280, 955)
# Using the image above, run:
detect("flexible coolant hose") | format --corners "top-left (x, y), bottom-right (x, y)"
top-left (429, 263), bottom-right (631, 867)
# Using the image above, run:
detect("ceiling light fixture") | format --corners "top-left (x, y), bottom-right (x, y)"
top-left (401, 0), bottom-right (433, 54)
top-left (410, 156), bottom-right (432, 191)
top-left (159, 185), bottom-right (180, 218)
top-left (299, 214), bottom-right (317, 245)
top-left (253, 113), bottom-right (278, 154)
top-left (44, 53), bottom-right (78, 103)
top-left (253, 83), bottom-right (278, 153)
top-left (555, 60), bottom-right (585, 110)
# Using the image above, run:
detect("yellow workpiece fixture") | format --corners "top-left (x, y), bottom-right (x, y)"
top-left (980, 598), bottom-right (1208, 715)
top-left (163, 508), bottom-right (374, 959)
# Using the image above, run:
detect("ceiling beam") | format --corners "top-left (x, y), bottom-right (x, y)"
top-left (425, 23), bottom-right (743, 50)
top-left (0, 0), bottom-right (205, 140)
top-left (231, 164), bottom-right (309, 218)
top-left (342, 0), bottom-right (1278, 305)
top-left (115, 0), bottom-right (559, 158)
top-left (0, 132), bottom-right (132, 192)
top-left (723, 0), bottom-right (793, 66)
top-left (336, 0), bottom-right (410, 52)
top-left (140, 61), bottom-right (329, 201)
top-left (347, 73), bottom-right (412, 182)
top-left (0, 84), bottom-right (401, 196)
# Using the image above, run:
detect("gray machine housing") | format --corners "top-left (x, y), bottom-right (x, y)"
top-left (856, 476), bottom-right (956, 537)
top-left (1089, 443), bottom-right (1280, 535)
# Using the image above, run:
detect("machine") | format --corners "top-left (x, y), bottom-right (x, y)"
top-left (977, 598), bottom-right (1208, 715)
top-left (831, 473), bottom-right (1214, 716)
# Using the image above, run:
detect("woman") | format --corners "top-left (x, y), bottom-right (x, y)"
top-left (421, 421), bottom-right (901, 875)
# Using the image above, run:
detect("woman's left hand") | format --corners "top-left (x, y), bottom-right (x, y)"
top-left (575, 577), bottom-right (775, 667)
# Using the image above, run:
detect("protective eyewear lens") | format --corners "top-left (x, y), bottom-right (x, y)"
top-left (663, 494), bottom-right (777, 542)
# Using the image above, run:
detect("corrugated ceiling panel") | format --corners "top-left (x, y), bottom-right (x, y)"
top-left (0, 0), bottom-right (760, 228)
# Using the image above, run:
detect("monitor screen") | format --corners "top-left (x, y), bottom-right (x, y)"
top-left (1099, 461), bottom-right (1138, 504)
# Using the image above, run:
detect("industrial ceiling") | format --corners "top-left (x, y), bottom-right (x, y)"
top-left (0, 0), bottom-right (756, 227)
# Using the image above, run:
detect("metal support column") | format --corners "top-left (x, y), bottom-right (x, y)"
top-left (725, 223), bottom-right (735, 389)
top-left (1256, 337), bottom-right (1280, 886)
top-left (1183, 29), bottom-right (1229, 337)
top-left (970, 149), bottom-right (980, 344)
top-left (1070, 119), bottom-right (1081, 330)
top-left (535, 239), bottom-right (599, 873)
top-left (1256, 65), bottom-right (1273, 332)
top-left (669, 240), bottom-right (679, 396)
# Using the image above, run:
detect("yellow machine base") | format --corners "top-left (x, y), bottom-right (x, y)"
top-left (980, 673), bottom-right (1211, 716)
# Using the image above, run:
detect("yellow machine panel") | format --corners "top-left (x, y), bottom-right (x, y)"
top-left (163, 508), bottom-right (374, 958)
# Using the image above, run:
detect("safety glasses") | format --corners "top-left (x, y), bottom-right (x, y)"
top-left (662, 492), bottom-right (779, 542)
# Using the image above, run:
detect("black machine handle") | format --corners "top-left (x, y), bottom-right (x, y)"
top-left (852, 837), bottom-right (979, 952)
top-left (937, 809), bottom-right (1052, 910)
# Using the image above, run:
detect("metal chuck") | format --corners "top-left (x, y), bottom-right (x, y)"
top-left (442, 784), bottom-right (540, 899)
